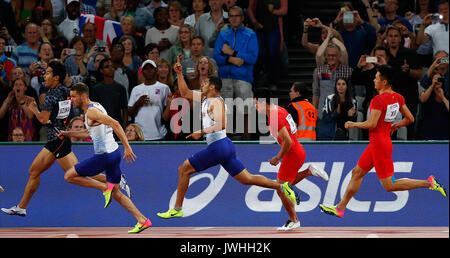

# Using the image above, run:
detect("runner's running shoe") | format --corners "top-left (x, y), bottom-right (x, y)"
top-left (319, 204), bottom-right (344, 218)
top-left (157, 208), bottom-right (183, 219)
top-left (128, 219), bottom-right (152, 233)
top-left (428, 175), bottom-right (447, 197)
top-left (282, 182), bottom-right (301, 205)
top-left (103, 183), bottom-right (114, 208)
top-left (119, 174), bottom-right (132, 199)
top-left (309, 164), bottom-right (329, 181)
top-left (277, 219), bottom-right (301, 231)
top-left (1, 205), bottom-right (26, 217)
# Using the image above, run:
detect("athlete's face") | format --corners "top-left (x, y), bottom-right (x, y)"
top-left (374, 72), bottom-right (388, 91)
top-left (254, 98), bottom-right (266, 114)
top-left (44, 67), bottom-right (59, 88)
top-left (70, 90), bottom-right (84, 108)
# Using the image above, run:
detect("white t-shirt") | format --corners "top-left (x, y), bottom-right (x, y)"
top-left (424, 22), bottom-right (449, 55)
top-left (58, 18), bottom-right (80, 43)
top-left (128, 82), bottom-right (171, 140)
top-left (144, 25), bottom-right (179, 60)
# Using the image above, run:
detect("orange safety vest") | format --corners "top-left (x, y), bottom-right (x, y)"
top-left (288, 100), bottom-right (318, 141)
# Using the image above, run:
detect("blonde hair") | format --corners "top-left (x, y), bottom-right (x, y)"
top-left (127, 124), bottom-right (145, 141)
top-left (157, 59), bottom-right (174, 86)
top-left (194, 56), bottom-right (216, 78)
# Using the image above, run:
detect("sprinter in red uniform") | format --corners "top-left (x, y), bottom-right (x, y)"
top-left (320, 65), bottom-right (447, 218)
top-left (255, 92), bottom-right (329, 231)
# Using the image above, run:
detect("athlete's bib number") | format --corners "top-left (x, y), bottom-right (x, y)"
top-left (56, 100), bottom-right (71, 119)
top-left (384, 102), bottom-right (399, 122)
top-left (286, 114), bottom-right (297, 134)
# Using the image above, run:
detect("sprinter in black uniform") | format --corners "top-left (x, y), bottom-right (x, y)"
top-left (1, 61), bottom-right (79, 216)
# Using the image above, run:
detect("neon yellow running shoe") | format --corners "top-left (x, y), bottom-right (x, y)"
top-left (128, 219), bottom-right (152, 234)
top-left (428, 175), bottom-right (447, 197)
top-left (103, 183), bottom-right (115, 208)
top-left (319, 204), bottom-right (344, 218)
top-left (157, 208), bottom-right (183, 219)
top-left (281, 182), bottom-right (300, 205)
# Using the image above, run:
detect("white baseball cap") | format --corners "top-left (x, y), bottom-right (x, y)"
top-left (141, 59), bottom-right (157, 69)
top-left (66, 0), bottom-right (80, 6)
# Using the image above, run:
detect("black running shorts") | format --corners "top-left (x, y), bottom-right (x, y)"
top-left (44, 137), bottom-right (72, 159)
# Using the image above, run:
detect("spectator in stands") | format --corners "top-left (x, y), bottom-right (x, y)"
top-left (61, 36), bottom-right (88, 78)
top-left (144, 0), bottom-right (168, 16)
top-left (312, 43), bottom-right (353, 140)
top-left (418, 71), bottom-right (449, 139)
top-left (128, 59), bottom-right (172, 140)
top-left (85, 52), bottom-right (109, 90)
top-left (187, 56), bottom-right (216, 90)
top-left (184, 0), bottom-right (207, 28)
top-left (11, 126), bottom-right (25, 142)
top-left (156, 59), bottom-right (174, 87)
top-left (29, 42), bottom-right (53, 102)
top-left (213, 5), bottom-right (257, 140)
top-left (167, 24), bottom-right (194, 65)
top-left (81, 22), bottom-right (108, 54)
top-left (181, 36), bottom-right (217, 80)
top-left (39, 18), bottom-right (68, 58)
top-left (91, 57), bottom-right (129, 128)
top-left (137, 43), bottom-right (160, 84)
top-left (391, 20), bottom-right (418, 49)
top-left (168, 0), bottom-right (185, 27)
top-left (0, 36), bottom-right (16, 85)
top-left (385, 25), bottom-right (422, 139)
top-left (351, 46), bottom-right (390, 119)
top-left (58, 0), bottom-right (81, 43)
top-left (110, 43), bottom-right (137, 99)
top-left (416, 0), bottom-right (449, 55)
top-left (11, 0), bottom-right (53, 28)
top-left (286, 82), bottom-right (318, 141)
top-left (12, 23), bottom-right (40, 72)
top-left (97, 0), bottom-right (113, 17)
top-left (377, 0), bottom-right (414, 32)
top-left (302, 18), bottom-right (348, 66)
top-left (248, 0), bottom-right (287, 89)
top-left (333, 7), bottom-right (377, 68)
top-left (408, 0), bottom-right (436, 66)
top-left (124, 0), bottom-right (155, 32)
top-left (144, 43), bottom-right (161, 63)
top-left (420, 50), bottom-right (449, 92)
top-left (145, 7), bottom-right (179, 60)
top-left (0, 0), bottom-right (20, 45)
top-left (320, 77), bottom-right (357, 140)
top-left (125, 123), bottom-right (145, 141)
top-left (104, 0), bottom-right (127, 21)
top-left (67, 116), bottom-right (92, 142)
top-left (0, 78), bottom-right (36, 141)
top-left (195, 0), bottom-right (229, 57)
top-left (112, 16), bottom-right (146, 60)
top-left (120, 35), bottom-right (143, 74)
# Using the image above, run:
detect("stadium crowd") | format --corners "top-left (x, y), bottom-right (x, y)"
top-left (0, 0), bottom-right (448, 142)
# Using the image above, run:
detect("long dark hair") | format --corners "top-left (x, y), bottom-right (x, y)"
top-left (332, 77), bottom-right (353, 111)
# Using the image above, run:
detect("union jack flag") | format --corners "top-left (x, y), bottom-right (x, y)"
top-left (79, 14), bottom-right (123, 46)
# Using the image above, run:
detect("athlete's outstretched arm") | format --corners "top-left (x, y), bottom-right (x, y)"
top-left (87, 108), bottom-right (136, 163)
top-left (59, 129), bottom-right (90, 139)
top-left (173, 56), bottom-right (202, 102)
top-left (391, 104), bottom-right (414, 134)
top-left (345, 109), bottom-right (382, 130)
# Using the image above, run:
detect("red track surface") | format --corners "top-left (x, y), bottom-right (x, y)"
top-left (0, 227), bottom-right (448, 238)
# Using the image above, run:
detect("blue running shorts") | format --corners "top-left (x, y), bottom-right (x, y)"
top-left (188, 137), bottom-right (246, 177)
top-left (74, 148), bottom-right (122, 184)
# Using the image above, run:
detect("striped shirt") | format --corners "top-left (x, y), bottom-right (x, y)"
top-left (11, 43), bottom-right (39, 72)
top-left (312, 64), bottom-right (353, 119)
